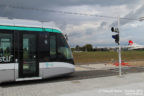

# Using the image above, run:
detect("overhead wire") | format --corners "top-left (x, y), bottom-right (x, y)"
top-left (0, 4), bottom-right (138, 21)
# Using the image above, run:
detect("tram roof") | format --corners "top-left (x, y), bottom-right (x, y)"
top-left (0, 17), bottom-right (62, 33)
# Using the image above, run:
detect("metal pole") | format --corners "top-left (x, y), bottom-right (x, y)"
top-left (118, 16), bottom-right (122, 76)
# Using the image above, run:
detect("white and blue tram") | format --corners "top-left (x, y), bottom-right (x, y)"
top-left (0, 18), bottom-right (75, 83)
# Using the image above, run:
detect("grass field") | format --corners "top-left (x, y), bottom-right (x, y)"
top-left (73, 51), bottom-right (144, 65)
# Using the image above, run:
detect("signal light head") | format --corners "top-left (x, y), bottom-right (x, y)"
top-left (111, 27), bottom-right (114, 32)
top-left (112, 34), bottom-right (119, 45)
top-left (111, 27), bottom-right (119, 33)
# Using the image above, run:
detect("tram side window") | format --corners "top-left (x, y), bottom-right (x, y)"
top-left (0, 33), bottom-right (14, 63)
top-left (50, 34), bottom-right (57, 60)
top-left (39, 33), bottom-right (50, 62)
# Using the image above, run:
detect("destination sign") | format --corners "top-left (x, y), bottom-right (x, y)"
top-left (0, 55), bottom-right (13, 63)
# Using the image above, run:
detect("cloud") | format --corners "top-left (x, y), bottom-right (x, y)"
top-left (111, 1), bottom-right (144, 27)
top-left (64, 21), bottom-right (114, 46)
top-left (0, 0), bottom-right (138, 8)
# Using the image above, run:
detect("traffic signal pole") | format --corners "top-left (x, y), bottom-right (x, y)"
top-left (111, 16), bottom-right (122, 76)
top-left (118, 16), bottom-right (122, 76)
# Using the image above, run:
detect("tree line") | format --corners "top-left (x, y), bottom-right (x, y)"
top-left (71, 44), bottom-right (109, 52)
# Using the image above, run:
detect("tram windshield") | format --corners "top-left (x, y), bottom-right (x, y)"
top-left (57, 34), bottom-right (73, 60)
top-left (39, 32), bottom-right (74, 64)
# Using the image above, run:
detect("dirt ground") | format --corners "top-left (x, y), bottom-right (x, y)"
top-left (126, 61), bottom-right (144, 67)
top-left (75, 60), bottom-right (144, 67)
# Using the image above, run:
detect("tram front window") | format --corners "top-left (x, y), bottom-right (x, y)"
top-left (40, 33), bottom-right (74, 64)
top-left (57, 34), bottom-right (73, 62)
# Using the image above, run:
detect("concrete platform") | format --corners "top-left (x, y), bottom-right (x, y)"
top-left (0, 72), bottom-right (144, 96)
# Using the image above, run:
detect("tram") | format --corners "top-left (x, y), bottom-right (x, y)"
top-left (0, 18), bottom-right (75, 83)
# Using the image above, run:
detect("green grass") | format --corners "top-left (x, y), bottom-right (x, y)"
top-left (73, 51), bottom-right (144, 64)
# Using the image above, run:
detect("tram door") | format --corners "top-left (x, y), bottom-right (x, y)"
top-left (19, 33), bottom-right (39, 78)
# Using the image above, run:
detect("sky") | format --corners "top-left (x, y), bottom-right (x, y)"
top-left (0, 0), bottom-right (144, 47)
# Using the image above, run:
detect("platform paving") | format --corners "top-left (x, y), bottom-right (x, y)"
top-left (0, 72), bottom-right (144, 96)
